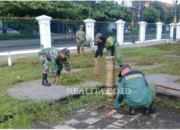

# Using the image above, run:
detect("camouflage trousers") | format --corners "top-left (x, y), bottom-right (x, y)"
top-left (39, 55), bottom-right (50, 74)
top-left (39, 54), bottom-right (63, 74)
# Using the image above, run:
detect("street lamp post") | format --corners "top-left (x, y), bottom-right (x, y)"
top-left (173, 0), bottom-right (178, 41)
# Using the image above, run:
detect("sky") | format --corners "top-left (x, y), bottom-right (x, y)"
top-left (114, 0), bottom-right (180, 4)
top-left (158, 0), bottom-right (180, 4)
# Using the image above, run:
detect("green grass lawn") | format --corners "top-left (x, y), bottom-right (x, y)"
top-left (1, 43), bottom-right (180, 90)
top-left (0, 90), bottom-right (106, 128)
top-left (1, 42), bottom-right (180, 128)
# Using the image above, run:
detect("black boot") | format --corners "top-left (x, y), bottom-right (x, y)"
top-left (42, 74), bottom-right (51, 86)
top-left (129, 107), bottom-right (136, 115)
top-left (144, 105), bottom-right (155, 115)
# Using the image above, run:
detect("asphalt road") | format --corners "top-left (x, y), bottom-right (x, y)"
top-left (0, 33), bottom-right (169, 52)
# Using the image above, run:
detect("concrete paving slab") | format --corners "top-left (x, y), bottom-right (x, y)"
top-left (93, 117), bottom-right (117, 129)
top-left (72, 122), bottom-right (89, 129)
top-left (111, 113), bottom-right (124, 119)
top-left (6, 79), bottom-right (103, 101)
top-left (145, 74), bottom-right (180, 96)
top-left (164, 54), bottom-right (180, 58)
top-left (112, 120), bottom-right (128, 127)
top-left (104, 124), bottom-right (121, 129)
top-left (116, 62), bottom-right (167, 70)
top-left (61, 69), bottom-right (82, 73)
top-left (83, 117), bottom-right (101, 125)
top-left (65, 119), bottom-right (80, 126)
top-left (85, 125), bottom-right (98, 129)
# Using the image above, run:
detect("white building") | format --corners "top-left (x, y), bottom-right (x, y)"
top-left (115, 0), bottom-right (133, 7)
top-left (123, 0), bottom-right (133, 7)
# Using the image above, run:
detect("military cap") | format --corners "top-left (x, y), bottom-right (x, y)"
top-left (95, 33), bottom-right (102, 41)
top-left (118, 64), bottom-right (131, 77)
top-left (61, 48), bottom-right (70, 59)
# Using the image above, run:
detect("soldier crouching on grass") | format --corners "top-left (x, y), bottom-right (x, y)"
top-left (38, 48), bottom-right (73, 86)
top-left (107, 64), bottom-right (157, 116)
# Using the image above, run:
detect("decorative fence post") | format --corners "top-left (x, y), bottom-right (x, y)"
top-left (105, 56), bottom-right (115, 101)
top-left (36, 15), bottom-right (52, 48)
top-left (83, 19), bottom-right (96, 47)
top-left (156, 22), bottom-right (163, 40)
top-left (169, 23), bottom-right (174, 39)
top-left (139, 21), bottom-right (147, 42)
top-left (116, 19), bottom-right (126, 45)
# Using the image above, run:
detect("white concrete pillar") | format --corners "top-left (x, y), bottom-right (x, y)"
top-left (138, 21), bottom-right (147, 42)
top-left (8, 52), bottom-right (12, 66)
top-left (36, 15), bottom-right (52, 48)
top-left (156, 22), bottom-right (163, 40)
top-left (83, 19), bottom-right (96, 47)
top-left (169, 23), bottom-right (174, 39)
top-left (176, 22), bottom-right (180, 39)
top-left (115, 19), bottom-right (126, 45)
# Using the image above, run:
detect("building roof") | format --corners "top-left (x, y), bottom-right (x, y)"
top-left (161, 2), bottom-right (175, 8)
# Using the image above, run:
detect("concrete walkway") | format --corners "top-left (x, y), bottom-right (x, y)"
top-left (7, 79), bottom-right (102, 101)
top-left (145, 74), bottom-right (180, 96)
top-left (6, 73), bottom-right (180, 101)
top-left (116, 63), bottom-right (167, 70)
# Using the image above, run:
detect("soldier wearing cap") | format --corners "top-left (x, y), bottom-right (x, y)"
top-left (107, 64), bottom-right (157, 116)
top-left (76, 25), bottom-right (85, 57)
top-left (38, 48), bottom-right (73, 86)
top-left (95, 33), bottom-right (123, 67)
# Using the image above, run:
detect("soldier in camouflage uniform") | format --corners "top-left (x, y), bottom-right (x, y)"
top-left (38, 48), bottom-right (73, 86)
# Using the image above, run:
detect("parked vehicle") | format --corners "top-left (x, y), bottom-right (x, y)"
top-left (0, 27), bottom-right (20, 34)
top-left (148, 28), bottom-right (156, 32)
top-left (124, 27), bottom-right (131, 34)
top-left (124, 27), bottom-right (131, 31)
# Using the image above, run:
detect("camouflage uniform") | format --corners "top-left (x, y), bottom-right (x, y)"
top-left (38, 48), bottom-right (71, 74)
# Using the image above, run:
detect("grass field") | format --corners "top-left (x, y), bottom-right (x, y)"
top-left (1, 43), bottom-right (180, 90)
top-left (0, 43), bottom-right (180, 128)
top-left (0, 90), bottom-right (106, 128)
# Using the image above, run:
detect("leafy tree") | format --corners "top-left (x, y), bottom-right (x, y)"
top-left (142, 6), bottom-right (159, 23)
top-left (0, 1), bottom-right (82, 19)
top-left (177, 5), bottom-right (180, 22)
top-left (91, 1), bottom-right (133, 22)
top-left (150, 1), bottom-right (166, 22)
top-left (0, 1), bottom-right (133, 22)
top-left (132, 1), bottom-right (146, 21)
top-left (164, 7), bottom-right (174, 24)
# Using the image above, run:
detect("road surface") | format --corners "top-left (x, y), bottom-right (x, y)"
top-left (0, 33), bottom-right (169, 52)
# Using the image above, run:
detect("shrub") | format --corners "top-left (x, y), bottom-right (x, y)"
top-left (131, 29), bottom-right (139, 35)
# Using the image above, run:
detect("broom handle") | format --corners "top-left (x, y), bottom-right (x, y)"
top-left (148, 82), bottom-right (180, 91)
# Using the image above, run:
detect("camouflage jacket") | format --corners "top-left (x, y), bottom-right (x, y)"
top-left (39, 48), bottom-right (71, 74)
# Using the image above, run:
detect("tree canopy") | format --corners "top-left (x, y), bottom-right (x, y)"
top-left (150, 1), bottom-right (166, 22)
top-left (0, 1), bottom-right (133, 22)
top-left (142, 6), bottom-right (159, 23)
